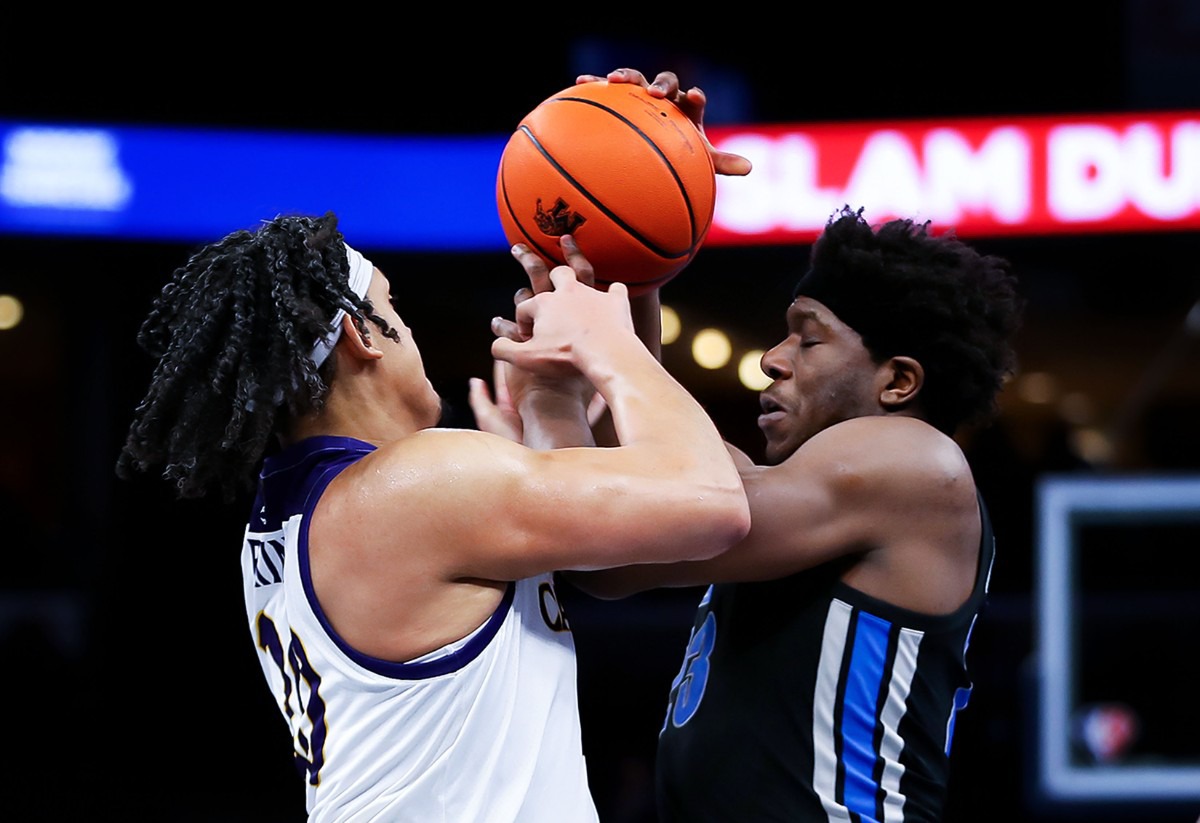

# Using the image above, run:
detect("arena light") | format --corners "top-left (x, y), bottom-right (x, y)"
top-left (0, 294), bottom-right (23, 330)
top-left (691, 328), bottom-right (731, 369)
top-left (738, 350), bottom-right (771, 390)
top-left (660, 304), bottom-right (681, 345)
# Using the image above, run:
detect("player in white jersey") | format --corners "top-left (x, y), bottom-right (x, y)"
top-left (243, 436), bottom-right (593, 822)
top-left (117, 211), bottom-right (749, 821)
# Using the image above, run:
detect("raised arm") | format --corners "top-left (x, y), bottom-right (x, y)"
top-left (468, 251), bottom-right (598, 450)
top-left (471, 235), bottom-right (658, 450)
top-left (374, 264), bottom-right (750, 583)
top-left (474, 65), bottom-right (744, 448)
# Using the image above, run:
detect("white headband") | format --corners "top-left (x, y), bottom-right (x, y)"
top-left (310, 242), bottom-right (374, 369)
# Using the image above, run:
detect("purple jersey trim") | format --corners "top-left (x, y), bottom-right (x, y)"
top-left (261, 435), bottom-right (516, 680)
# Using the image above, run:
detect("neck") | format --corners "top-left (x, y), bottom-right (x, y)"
top-left (284, 374), bottom-right (427, 448)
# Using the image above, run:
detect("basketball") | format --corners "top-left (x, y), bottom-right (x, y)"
top-left (495, 81), bottom-right (717, 295)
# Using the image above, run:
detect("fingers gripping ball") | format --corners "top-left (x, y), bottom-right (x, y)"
top-left (496, 81), bottom-right (717, 295)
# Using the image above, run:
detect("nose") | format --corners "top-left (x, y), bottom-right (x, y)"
top-left (760, 341), bottom-right (790, 381)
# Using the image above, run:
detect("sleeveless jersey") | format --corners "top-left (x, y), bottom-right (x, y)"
top-left (656, 496), bottom-right (996, 823)
top-left (240, 436), bottom-right (599, 823)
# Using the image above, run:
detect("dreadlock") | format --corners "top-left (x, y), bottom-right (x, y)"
top-left (116, 211), bottom-right (399, 501)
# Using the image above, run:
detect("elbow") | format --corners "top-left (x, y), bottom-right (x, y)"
top-left (733, 498), bottom-right (753, 544)
top-left (692, 488), bottom-right (752, 561)
top-left (722, 495), bottom-right (753, 555)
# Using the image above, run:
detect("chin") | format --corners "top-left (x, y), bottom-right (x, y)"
top-left (762, 442), bottom-right (787, 466)
top-left (763, 434), bottom-right (805, 466)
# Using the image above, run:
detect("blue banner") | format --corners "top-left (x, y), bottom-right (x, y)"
top-left (0, 120), bottom-right (511, 251)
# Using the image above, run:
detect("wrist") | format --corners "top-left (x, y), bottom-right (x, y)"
top-left (516, 383), bottom-right (594, 450)
top-left (516, 382), bottom-right (590, 419)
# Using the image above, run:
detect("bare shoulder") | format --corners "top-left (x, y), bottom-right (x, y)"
top-left (349, 427), bottom-right (523, 484)
top-left (797, 416), bottom-right (974, 502)
top-left (746, 415), bottom-right (978, 550)
top-left (314, 427), bottom-right (527, 538)
top-left (308, 428), bottom-right (520, 661)
top-left (377, 426), bottom-right (522, 462)
top-left (805, 418), bottom-right (983, 613)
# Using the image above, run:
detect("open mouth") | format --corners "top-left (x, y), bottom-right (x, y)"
top-left (758, 394), bottom-right (787, 429)
top-left (759, 395), bottom-right (784, 415)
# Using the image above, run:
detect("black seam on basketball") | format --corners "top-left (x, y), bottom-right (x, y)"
top-left (548, 96), bottom-right (705, 250)
top-left (518, 116), bottom-right (697, 259)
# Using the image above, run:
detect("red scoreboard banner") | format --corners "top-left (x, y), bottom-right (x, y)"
top-left (705, 111), bottom-right (1200, 244)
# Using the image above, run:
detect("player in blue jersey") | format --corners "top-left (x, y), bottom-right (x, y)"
top-left (472, 68), bottom-right (1025, 823)
top-left (115, 210), bottom-right (750, 822)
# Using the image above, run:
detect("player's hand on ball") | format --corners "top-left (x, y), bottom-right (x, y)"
top-left (498, 80), bottom-right (711, 293)
top-left (498, 237), bottom-right (598, 345)
top-left (556, 235), bottom-right (597, 289)
top-left (579, 67), bottom-right (753, 177)
top-left (512, 236), bottom-right (596, 296)
top-left (492, 267), bottom-right (633, 378)
top-left (483, 254), bottom-right (603, 430)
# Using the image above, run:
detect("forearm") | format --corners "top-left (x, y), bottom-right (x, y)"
top-left (586, 290), bottom-right (659, 448)
top-left (493, 273), bottom-right (749, 557)
top-left (581, 335), bottom-right (747, 542)
top-left (583, 335), bottom-right (711, 448)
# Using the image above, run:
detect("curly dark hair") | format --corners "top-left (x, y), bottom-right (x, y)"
top-left (116, 211), bottom-right (399, 501)
top-left (795, 206), bottom-right (1024, 434)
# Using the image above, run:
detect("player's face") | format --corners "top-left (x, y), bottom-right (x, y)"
top-left (366, 269), bottom-right (443, 428)
top-left (756, 297), bottom-right (885, 464)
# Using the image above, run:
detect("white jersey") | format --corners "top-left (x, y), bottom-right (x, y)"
top-left (240, 435), bottom-right (599, 823)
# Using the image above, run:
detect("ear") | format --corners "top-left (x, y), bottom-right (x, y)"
top-left (879, 355), bottom-right (923, 410)
top-left (338, 313), bottom-right (384, 361)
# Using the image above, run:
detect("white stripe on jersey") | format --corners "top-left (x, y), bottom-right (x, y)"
top-left (813, 600), bottom-right (924, 823)
top-left (814, 599), bottom-right (854, 823)
top-left (880, 627), bottom-right (923, 821)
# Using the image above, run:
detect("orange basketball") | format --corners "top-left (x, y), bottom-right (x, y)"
top-left (495, 81), bottom-right (717, 295)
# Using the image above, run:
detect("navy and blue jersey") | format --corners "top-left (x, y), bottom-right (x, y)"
top-left (656, 497), bottom-right (996, 823)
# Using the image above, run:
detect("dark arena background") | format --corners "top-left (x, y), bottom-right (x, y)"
top-left (2, 7), bottom-right (1199, 822)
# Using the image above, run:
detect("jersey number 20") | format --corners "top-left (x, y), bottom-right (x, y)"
top-left (257, 612), bottom-right (328, 786)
